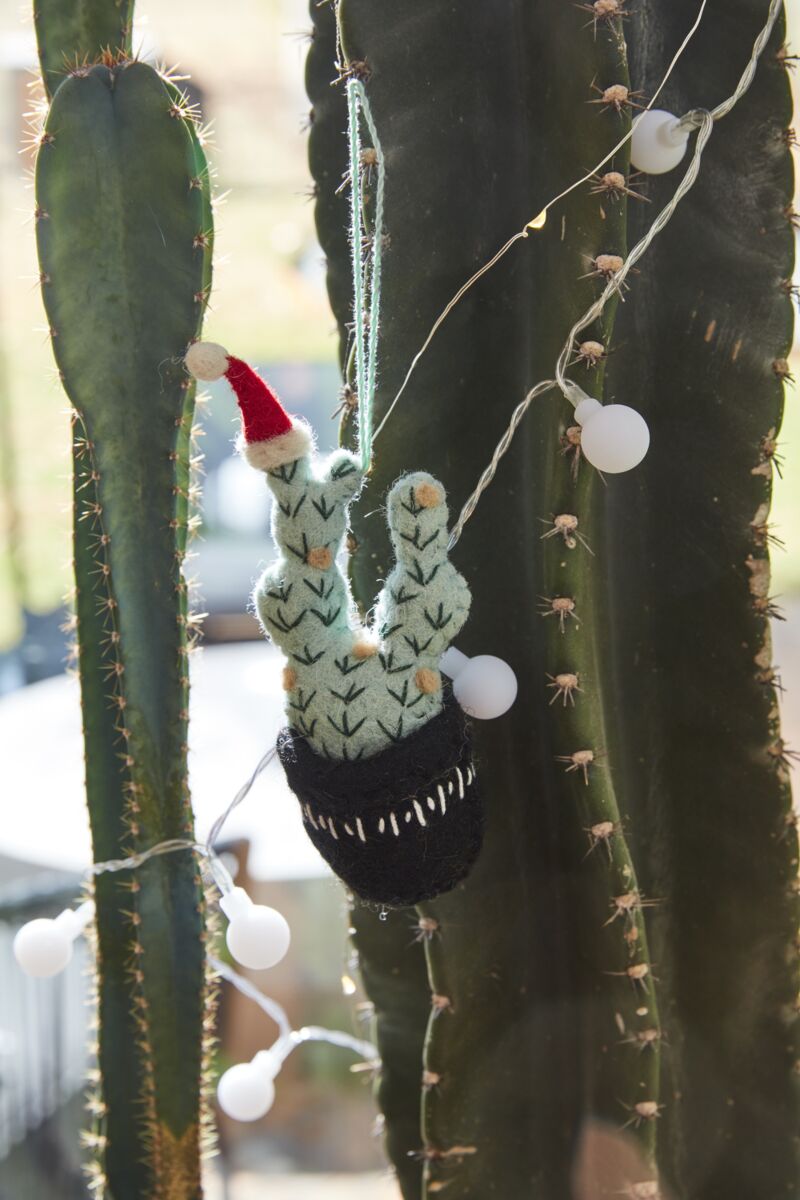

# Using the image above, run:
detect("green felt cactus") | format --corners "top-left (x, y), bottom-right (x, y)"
top-left (185, 341), bottom-right (480, 906)
top-left (256, 455), bottom-right (470, 760)
top-left (33, 17), bottom-right (214, 1195)
top-left (183, 339), bottom-right (470, 765)
top-left (308, 0), bottom-right (799, 1196)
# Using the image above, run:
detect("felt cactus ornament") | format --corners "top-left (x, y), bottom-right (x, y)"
top-left (185, 342), bottom-right (481, 907)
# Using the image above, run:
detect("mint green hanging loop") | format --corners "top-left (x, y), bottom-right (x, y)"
top-left (346, 79), bottom-right (385, 473)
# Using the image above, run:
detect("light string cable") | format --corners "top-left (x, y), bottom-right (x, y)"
top-left (446, 0), bottom-right (784, 550)
top-left (209, 954), bottom-right (377, 1066)
top-left (347, 77), bottom-right (386, 472)
top-left (373, 0), bottom-right (711, 444)
top-left (50, 744), bottom-right (378, 1069)
top-left (80, 744), bottom-right (278, 897)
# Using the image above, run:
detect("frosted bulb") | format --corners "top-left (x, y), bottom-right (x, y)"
top-left (576, 402), bottom-right (650, 474)
top-left (217, 1062), bottom-right (276, 1122)
top-left (440, 649), bottom-right (518, 719)
top-left (14, 918), bottom-right (74, 978)
top-left (220, 888), bottom-right (291, 970)
top-left (630, 110), bottom-right (690, 175)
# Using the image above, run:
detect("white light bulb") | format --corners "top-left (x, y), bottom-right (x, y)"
top-left (217, 1060), bottom-right (276, 1122)
top-left (14, 910), bottom-right (81, 978)
top-left (574, 398), bottom-right (650, 474)
top-left (220, 887), bottom-right (291, 971)
top-left (440, 648), bottom-right (518, 720)
top-left (630, 109), bottom-right (690, 175)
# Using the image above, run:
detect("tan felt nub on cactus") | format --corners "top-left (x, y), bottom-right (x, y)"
top-left (415, 667), bottom-right (441, 694)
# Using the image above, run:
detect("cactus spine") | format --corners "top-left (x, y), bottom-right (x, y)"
top-left (309, 0), bottom-right (798, 1196)
top-left (33, 8), bottom-right (214, 1190)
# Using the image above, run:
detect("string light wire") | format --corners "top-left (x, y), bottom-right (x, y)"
top-left (445, 0), bottom-right (785, 547)
top-left (38, 749), bottom-right (379, 1076)
top-left (373, 0), bottom-right (712, 442)
top-left (553, 109), bottom-right (714, 402)
top-left (447, 379), bottom-right (556, 550)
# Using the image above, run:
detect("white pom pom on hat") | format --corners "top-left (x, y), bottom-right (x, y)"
top-left (185, 340), bottom-right (229, 382)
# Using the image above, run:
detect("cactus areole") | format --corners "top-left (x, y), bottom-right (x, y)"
top-left (186, 342), bottom-right (481, 906)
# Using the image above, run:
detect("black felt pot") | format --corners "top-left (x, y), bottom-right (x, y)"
top-left (277, 695), bottom-right (484, 907)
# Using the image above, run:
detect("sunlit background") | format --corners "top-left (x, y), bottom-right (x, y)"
top-left (0, 2), bottom-right (798, 1197)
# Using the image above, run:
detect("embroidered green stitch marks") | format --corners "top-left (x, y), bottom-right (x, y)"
top-left (254, 452), bottom-right (471, 760)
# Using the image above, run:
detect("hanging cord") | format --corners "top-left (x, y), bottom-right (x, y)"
top-left (347, 78), bottom-right (385, 472)
top-left (445, 0), bottom-right (784, 548)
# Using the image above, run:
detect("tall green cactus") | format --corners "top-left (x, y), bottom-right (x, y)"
top-left (308, 1), bottom-right (798, 1196)
top-left (33, 12), bottom-right (213, 1194)
top-left (255, 449), bottom-right (469, 761)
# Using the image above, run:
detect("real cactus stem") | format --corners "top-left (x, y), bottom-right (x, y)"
top-left (35, 50), bottom-right (213, 1197)
top-left (609, 3), bottom-right (800, 1192)
top-left (254, 451), bottom-right (470, 761)
top-left (33, 0), bottom-right (134, 100)
top-left (310, 0), bottom-right (798, 1196)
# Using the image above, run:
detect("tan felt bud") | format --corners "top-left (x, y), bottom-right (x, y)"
top-left (282, 666), bottom-right (297, 692)
top-left (415, 481), bottom-right (444, 509)
top-left (352, 639), bottom-right (378, 660)
top-left (306, 546), bottom-right (333, 570)
top-left (415, 667), bottom-right (441, 694)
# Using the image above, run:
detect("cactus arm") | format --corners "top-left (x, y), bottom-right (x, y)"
top-left (36, 60), bottom-right (211, 1197)
top-left (253, 449), bottom-right (369, 758)
top-left (33, 0), bottom-right (134, 99)
top-left (372, 472), bottom-right (470, 734)
top-left (378, 473), bottom-right (471, 659)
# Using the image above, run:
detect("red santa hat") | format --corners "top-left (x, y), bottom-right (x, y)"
top-left (185, 342), bottom-right (312, 470)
